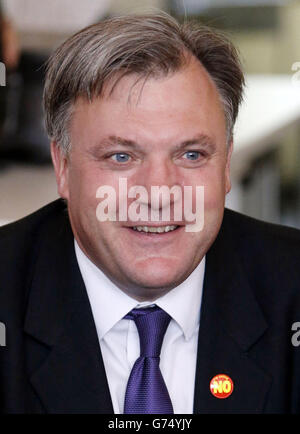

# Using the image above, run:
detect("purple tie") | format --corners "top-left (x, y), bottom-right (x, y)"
top-left (123, 305), bottom-right (174, 414)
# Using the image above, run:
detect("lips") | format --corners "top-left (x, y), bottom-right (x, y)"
top-left (124, 224), bottom-right (184, 242)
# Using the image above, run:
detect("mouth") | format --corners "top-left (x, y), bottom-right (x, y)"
top-left (131, 224), bottom-right (179, 234)
top-left (124, 224), bottom-right (184, 241)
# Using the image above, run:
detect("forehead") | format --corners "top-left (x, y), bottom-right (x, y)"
top-left (70, 57), bottom-right (227, 146)
top-left (102, 57), bottom-right (221, 107)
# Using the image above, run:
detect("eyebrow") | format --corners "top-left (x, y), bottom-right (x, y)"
top-left (89, 133), bottom-right (216, 154)
top-left (88, 136), bottom-right (140, 156)
top-left (173, 134), bottom-right (216, 152)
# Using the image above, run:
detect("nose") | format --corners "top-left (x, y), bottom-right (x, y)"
top-left (142, 156), bottom-right (178, 189)
top-left (132, 155), bottom-right (183, 216)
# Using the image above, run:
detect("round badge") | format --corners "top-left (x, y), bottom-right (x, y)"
top-left (210, 374), bottom-right (234, 399)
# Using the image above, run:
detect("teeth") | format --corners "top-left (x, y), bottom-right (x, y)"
top-left (132, 225), bottom-right (178, 233)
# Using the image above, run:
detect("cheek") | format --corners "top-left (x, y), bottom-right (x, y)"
top-left (204, 178), bottom-right (226, 211)
top-left (68, 174), bottom-right (96, 216)
top-left (189, 167), bottom-right (227, 213)
top-left (68, 165), bottom-right (117, 208)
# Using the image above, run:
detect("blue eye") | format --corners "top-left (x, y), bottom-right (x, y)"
top-left (111, 153), bottom-right (130, 163)
top-left (184, 151), bottom-right (200, 160)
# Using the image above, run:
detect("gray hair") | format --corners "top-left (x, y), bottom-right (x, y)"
top-left (43, 12), bottom-right (245, 153)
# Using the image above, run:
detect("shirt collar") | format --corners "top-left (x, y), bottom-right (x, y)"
top-left (154, 259), bottom-right (205, 340)
top-left (74, 239), bottom-right (205, 341)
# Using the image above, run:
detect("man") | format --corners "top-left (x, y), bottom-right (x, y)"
top-left (1, 12), bottom-right (300, 414)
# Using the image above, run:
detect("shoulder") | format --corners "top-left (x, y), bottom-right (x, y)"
top-left (223, 207), bottom-right (300, 253)
top-left (0, 199), bottom-right (68, 243)
top-left (0, 199), bottom-right (69, 319)
top-left (0, 198), bottom-right (69, 279)
top-left (222, 208), bottom-right (300, 302)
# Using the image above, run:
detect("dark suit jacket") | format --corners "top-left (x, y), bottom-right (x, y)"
top-left (1, 198), bottom-right (300, 413)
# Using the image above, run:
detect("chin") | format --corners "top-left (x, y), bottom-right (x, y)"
top-left (129, 257), bottom-right (188, 291)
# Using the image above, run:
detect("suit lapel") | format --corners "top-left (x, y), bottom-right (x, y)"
top-left (24, 203), bottom-right (113, 413)
top-left (193, 210), bottom-right (271, 413)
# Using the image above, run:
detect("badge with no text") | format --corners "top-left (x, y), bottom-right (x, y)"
top-left (210, 374), bottom-right (234, 399)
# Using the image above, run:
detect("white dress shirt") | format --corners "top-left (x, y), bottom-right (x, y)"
top-left (74, 240), bottom-right (205, 414)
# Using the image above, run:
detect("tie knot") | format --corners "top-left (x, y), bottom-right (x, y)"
top-left (125, 305), bottom-right (172, 357)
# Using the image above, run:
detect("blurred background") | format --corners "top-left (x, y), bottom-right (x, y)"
top-left (0, 0), bottom-right (300, 228)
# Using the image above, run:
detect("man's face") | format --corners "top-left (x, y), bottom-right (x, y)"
top-left (52, 57), bottom-right (233, 300)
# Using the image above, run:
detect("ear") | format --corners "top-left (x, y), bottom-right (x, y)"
top-left (225, 139), bottom-right (233, 194)
top-left (51, 141), bottom-right (70, 200)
